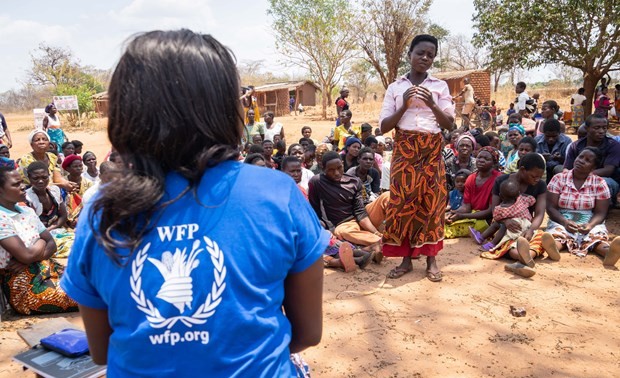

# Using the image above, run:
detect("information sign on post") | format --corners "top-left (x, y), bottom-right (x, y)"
top-left (33, 108), bottom-right (46, 129)
top-left (52, 95), bottom-right (79, 111)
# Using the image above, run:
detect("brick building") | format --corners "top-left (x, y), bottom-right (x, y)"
top-left (434, 69), bottom-right (491, 105)
top-left (252, 81), bottom-right (319, 117)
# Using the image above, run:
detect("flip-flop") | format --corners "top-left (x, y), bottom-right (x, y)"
top-left (603, 237), bottom-right (620, 267)
top-left (504, 262), bottom-right (536, 278)
top-left (469, 227), bottom-right (484, 244)
top-left (338, 243), bottom-right (357, 273)
top-left (426, 270), bottom-right (443, 282)
top-left (480, 242), bottom-right (495, 251)
top-left (541, 232), bottom-right (561, 261)
top-left (387, 266), bottom-right (412, 279)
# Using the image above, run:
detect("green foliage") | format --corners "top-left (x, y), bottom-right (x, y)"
top-left (473, 0), bottom-right (620, 113)
top-left (268, 0), bottom-right (353, 118)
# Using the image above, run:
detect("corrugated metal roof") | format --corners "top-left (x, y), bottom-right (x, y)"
top-left (433, 69), bottom-right (488, 80)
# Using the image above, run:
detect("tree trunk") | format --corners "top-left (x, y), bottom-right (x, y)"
top-left (582, 73), bottom-right (601, 117)
top-left (321, 85), bottom-right (328, 120)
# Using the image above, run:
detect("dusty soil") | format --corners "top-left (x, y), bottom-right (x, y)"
top-left (1, 109), bottom-right (619, 377)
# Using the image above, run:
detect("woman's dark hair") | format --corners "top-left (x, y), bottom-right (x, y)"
top-left (71, 140), bottom-right (83, 148)
top-left (301, 126), bottom-right (311, 133)
top-left (61, 141), bottom-right (74, 150)
top-left (518, 152), bottom-right (545, 171)
top-left (364, 136), bottom-right (378, 146)
top-left (243, 153), bottom-right (265, 165)
top-left (287, 143), bottom-right (302, 155)
top-left (408, 34), bottom-right (438, 54)
top-left (322, 151), bottom-right (341, 167)
top-left (94, 29), bottom-right (243, 261)
top-left (281, 156), bottom-right (301, 171)
top-left (580, 146), bottom-right (603, 167)
top-left (454, 169), bottom-right (472, 180)
top-left (261, 140), bottom-right (273, 146)
top-left (543, 100), bottom-right (559, 112)
top-left (542, 119), bottom-right (561, 133)
top-left (83, 151), bottom-right (96, 160)
top-left (578, 88), bottom-right (585, 94)
top-left (0, 166), bottom-right (14, 186)
top-left (0, 145), bottom-right (9, 152)
top-left (249, 144), bottom-right (264, 154)
top-left (518, 137), bottom-right (537, 151)
top-left (484, 131), bottom-right (499, 140)
top-left (275, 140), bottom-right (286, 150)
top-left (474, 134), bottom-right (490, 147)
top-left (358, 146), bottom-right (374, 158)
top-left (26, 161), bottom-right (49, 176)
top-left (298, 137), bottom-right (313, 145)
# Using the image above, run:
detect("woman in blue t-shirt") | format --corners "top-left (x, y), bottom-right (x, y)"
top-left (61, 30), bottom-right (329, 377)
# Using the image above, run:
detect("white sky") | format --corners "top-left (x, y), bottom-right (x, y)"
top-left (0, 0), bottom-right (553, 93)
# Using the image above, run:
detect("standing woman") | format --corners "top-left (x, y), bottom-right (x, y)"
top-left (60, 30), bottom-right (328, 376)
top-left (42, 103), bottom-right (66, 152)
top-left (263, 111), bottom-right (285, 142)
top-left (379, 34), bottom-right (455, 281)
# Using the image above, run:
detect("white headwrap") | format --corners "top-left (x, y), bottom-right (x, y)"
top-left (28, 129), bottom-right (50, 144)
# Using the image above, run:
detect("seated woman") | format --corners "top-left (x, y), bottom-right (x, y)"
top-left (61, 154), bottom-right (94, 227)
top-left (0, 164), bottom-right (77, 315)
top-left (346, 147), bottom-right (380, 205)
top-left (445, 147), bottom-right (502, 238)
top-left (81, 151), bottom-right (99, 183)
top-left (445, 133), bottom-right (476, 191)
top-left (340, 137), bottom-right (361, 171)
top-left (481, 153), bottom-right (560, 277)
top-left (18, 130), bottom-right (77, 192)
top-left (545, 147), bottom-right (620, 266)
top-left (25, 161), bottom-right (75, 258)
top-left (503, 137), bottom-right (546, 181)
top-left (503, 120), bottom-right (525, 167)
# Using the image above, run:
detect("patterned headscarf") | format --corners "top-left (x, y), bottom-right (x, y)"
top-left (0, 157), bottom-right (15, 169)
top-left (508, 123), bottom-right (525, 135)
top-left (456, 133), bottom-right (476, 150)
top-left (478, 146), bottom-right (500, 165)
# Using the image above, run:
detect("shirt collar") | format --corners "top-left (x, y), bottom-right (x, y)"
top-left (0, 204), bottom-right (24, 216)
top-left (397, 73), bottom-right (441, 84)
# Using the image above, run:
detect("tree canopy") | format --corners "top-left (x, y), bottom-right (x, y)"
top-left (354, 0), bottom-right (431, 89)
top-left (473, 0), bottom-right (620, 115)
top-left (268, 0), bottom-right (353, 119)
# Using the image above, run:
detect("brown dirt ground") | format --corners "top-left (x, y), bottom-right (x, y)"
top-left (1, 108), bottom-right (620, 377)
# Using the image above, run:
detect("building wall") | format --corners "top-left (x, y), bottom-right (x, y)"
top-left (444, 71), bottom-right (491, 105)
top-left (298, 83), bottom-right (317, 106)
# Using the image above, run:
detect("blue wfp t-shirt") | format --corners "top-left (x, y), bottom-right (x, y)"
top-left (61, 161), bottom-right (330, 377)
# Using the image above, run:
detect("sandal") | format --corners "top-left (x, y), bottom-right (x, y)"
top-left (426, 270), bottom-right (443, 282)
top-left (504, 262), bottom-right (536, 278)
top-left (387, 266), bottom-right (412, 279)
top-left (469, 227), bottom-right (484, 244)
top-left (480, 242), bottom-right (495, 252)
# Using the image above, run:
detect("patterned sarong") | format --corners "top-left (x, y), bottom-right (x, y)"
top-left (383, 130), bottom-right (446, 255)
top-left (1, 259), bottom-right (78, 315)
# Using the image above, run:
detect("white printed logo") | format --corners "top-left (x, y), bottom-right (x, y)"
top-left (130, 236), bottom-right (227, 330)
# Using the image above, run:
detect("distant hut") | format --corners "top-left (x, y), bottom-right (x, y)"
top-left (252, 81), bottom-right (319, 117)
top-left (433, 69), bottom-right (491, 105)
top-left (92, 92), bottom-right (109, 117)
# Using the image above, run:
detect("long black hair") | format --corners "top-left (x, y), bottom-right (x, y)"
top-left (93, 29), bottom-right (243, 262)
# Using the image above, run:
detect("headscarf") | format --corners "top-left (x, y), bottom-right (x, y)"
top-left (456, 133), bottom-right (476, 150)
top-left (508, 123), bottom-right (525, 135)
top-left (0, 157), bottom-right (15, 169)
top-left (375, 136), bottom-right (386, 145)
top-left (28, 129), bottom-right (50, 144)
top-left (44, 103), bottom-right (55, 114)
top-left (62, 154), bottom-right (82, 170)
top-left (478, 146), bottom-right (500, 165)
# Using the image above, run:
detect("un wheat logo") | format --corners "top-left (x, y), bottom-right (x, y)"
top-left (130, 237), bottom-right (227, 329)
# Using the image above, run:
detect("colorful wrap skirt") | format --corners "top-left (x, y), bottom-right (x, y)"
top-left (383, 129), bottom-right (446, 257)
top-left (1, 259), bottom-right (78, 315)
top-left (546, 209), bottom-right (608, 257)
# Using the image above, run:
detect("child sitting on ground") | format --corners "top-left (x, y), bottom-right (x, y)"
top-left (470, 179), bottom-right (535, 255)
top-left (447, 169), bottom-right (471, 211)
top-left (281, 156), bottom-right (372, 272)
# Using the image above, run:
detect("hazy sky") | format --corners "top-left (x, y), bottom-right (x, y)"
top-left (0, 0), bottom-right (551, 93)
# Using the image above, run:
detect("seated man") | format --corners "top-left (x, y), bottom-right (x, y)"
top-left (535, 118), bottom-right (572, 181)
top-left (564, 114), bottom-right (620, 204)
top-left (308, 151), bottom-right (388, 256)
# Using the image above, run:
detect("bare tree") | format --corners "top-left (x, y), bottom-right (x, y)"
top-left (344, 59), bottom-right (375, 102)
top-left (354, 0), bottom-right (431, 89)
top-left (27, 44), bottom-right (81, 88)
